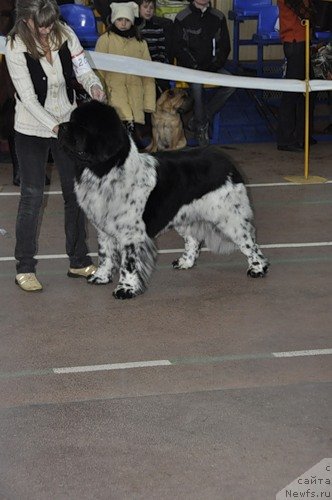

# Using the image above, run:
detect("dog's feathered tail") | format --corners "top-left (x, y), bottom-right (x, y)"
top-left (135, 237), bottom-right (158, 291)
top-left (189, 221), bottom-right (238, 255)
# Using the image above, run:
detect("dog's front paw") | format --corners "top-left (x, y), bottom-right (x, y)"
top-left (113, 285), bottom-right (137, 300)
top-left (172, 257), bottom-right (195, 270)
top-left (87, 271), bottom-right (113, 285)
top-left (247, 263), bottom-right (269, 278)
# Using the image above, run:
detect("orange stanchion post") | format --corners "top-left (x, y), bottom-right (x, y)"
top-left (303, 19), bottom-right (310, 179)
top-left (284, 19), bottom-right (327, 185)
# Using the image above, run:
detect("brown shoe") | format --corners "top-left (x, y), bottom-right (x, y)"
top-left (67, 264), bottom-right (97, 279)
top-left (15, 273), bottom-right (43, 292)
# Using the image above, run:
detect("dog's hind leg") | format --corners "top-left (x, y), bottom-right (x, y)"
top-left (172, 229), bottom-right (202, 270)
top-left (203, 183), bottom-right (269, 277)
top-left (88, 230), bottom-right (120, 285)
top-left (214, 217), bottom-right (269, 278)
top-left (113, 238), bottom-right (157, 299)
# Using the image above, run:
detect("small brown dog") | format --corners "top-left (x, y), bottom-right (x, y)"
top-left (146, 88), bottom-right (193, 152)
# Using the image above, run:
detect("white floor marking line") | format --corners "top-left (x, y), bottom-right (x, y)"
top-left (272, 349), bottom-right (332, 358)
top-left (159, 242), bottom-right (332, 254)
top-left (53, 360), bottom-right (172, 374)
top-left (0, 180), bottom-right (331, 196)
top-left (1, 242), bottom-right (332, 262)
top-left (260, 242), bottom-right (332, 249)
top-left (51, 349), bottom-right (332, 375)
top-left (0, 190), bottom-right (63, 196)
top-left (248, 181), bottom-right (332, 187)
top-left (1, 349), bottom-right (331, 379)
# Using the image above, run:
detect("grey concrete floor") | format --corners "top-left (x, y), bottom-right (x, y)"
top-left (0, 142), bottom-right (331, 500)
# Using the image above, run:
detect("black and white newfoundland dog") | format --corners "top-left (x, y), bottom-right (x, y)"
top-left (58, 100), bottom-right (269, 300)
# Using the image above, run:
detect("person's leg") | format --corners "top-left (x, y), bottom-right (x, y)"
top-left (189, 82), bottom-right (209, 146)
top-left (50, 139), bottom-right (93, 270)
top-left (205, 68), bottom-right (236, 121)
top-left (277, 41), bottom-right (305, 148)
top-left (14, 133), bottom-right (49, 274)
top-left (10, 132), bottom-right (50, 187)
top-left (190, 82), bottom-right (207, 126)
top-left (8, 133), bottom-right (20, 186)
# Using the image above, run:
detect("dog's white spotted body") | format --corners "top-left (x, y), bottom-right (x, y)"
top-left (75, 145), bottom-right (157, 238)
top-left (58, 101), bottom-right (269, 299)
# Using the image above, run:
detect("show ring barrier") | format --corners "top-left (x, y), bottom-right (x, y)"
top-left (1, 35), bottom-right (331, 182)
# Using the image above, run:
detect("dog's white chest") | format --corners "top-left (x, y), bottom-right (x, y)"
top-left (75, 154), bottom-right (157, 237)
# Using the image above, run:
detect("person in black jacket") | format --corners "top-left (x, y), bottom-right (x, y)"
top-left (135, 0), bottom-right (174, 93)
top-left (174, 0), bottom-right (235, 146)
top-left (133, 0), bottom-right (174, 143)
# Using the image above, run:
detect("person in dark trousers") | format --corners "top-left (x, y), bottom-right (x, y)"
top-left (277, 0), bottom-right (316, 151)
top-left (314, 0), bottom-right (332, 31)
top-left (6, 0), bottom-right (106, 292)
top-left (173, 0), bottom-right (235, 146)
top-left (135, 0), bottom-right (173, 93)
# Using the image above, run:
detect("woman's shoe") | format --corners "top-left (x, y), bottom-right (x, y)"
top-left (67, 264), bottom-right (97, 279)
top-left (15, 273), bottom-right (43, 292)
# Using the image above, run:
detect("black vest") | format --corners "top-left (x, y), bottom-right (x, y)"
top-left (23, 41), bottom-right (74, 106)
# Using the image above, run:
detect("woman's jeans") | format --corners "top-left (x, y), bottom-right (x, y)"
top-left (14, 132), bottom-right (92, 274)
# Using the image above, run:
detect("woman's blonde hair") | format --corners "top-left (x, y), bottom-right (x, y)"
top-left (8, 0), bottom-right (69, 59)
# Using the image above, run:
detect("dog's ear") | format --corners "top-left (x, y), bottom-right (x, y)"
top-left (94, 119), bottom-right (127, 161)
top-left (156, 90), bottom-right (168, 109)
top-left (156, 89), bottom-right (177, 113)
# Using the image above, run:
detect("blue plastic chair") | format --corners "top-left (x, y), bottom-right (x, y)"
top-left (60, 4), bottom-right (99, 49)
top-left (231, 0), bottom-right (272, 17)
top-left (252, 5), bottom-right (281, 76)
top-left (228, 0), bottom-right (272, 70)
top-left (314, 31), bottom-right (332, 42)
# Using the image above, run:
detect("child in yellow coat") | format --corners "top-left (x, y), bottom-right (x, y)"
top-left (95, 1), bottom-right (156, 141)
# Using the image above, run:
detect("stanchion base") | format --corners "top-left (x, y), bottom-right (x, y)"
top-left (284, 175), bottom-right (327, 184)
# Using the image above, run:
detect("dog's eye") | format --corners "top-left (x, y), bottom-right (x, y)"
top-left (168, 90), bottom-right (174, 97)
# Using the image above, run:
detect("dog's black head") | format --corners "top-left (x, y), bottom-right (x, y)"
top-left (58, 100), bottom-right (130, 177)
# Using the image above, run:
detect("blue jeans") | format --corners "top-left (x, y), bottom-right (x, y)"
top-left (190, 68), bottom-right (236, 127)
top-left (14, 132), bottom-right (92, 273)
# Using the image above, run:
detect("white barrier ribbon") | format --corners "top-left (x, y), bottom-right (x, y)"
top-left (1, 35), bottom-right (332, 92)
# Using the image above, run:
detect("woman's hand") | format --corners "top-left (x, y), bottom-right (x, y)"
top-left (90, 84), bottom-right (106, 102)
top-left (52, 125), bottom-right (59, 136)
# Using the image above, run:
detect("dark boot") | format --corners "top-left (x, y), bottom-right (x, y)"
top-left (195, 122), bottom-right (210, 147)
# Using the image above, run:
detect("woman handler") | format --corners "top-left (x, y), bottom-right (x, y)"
top-left (5, 0), bottom-right (106, 291)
